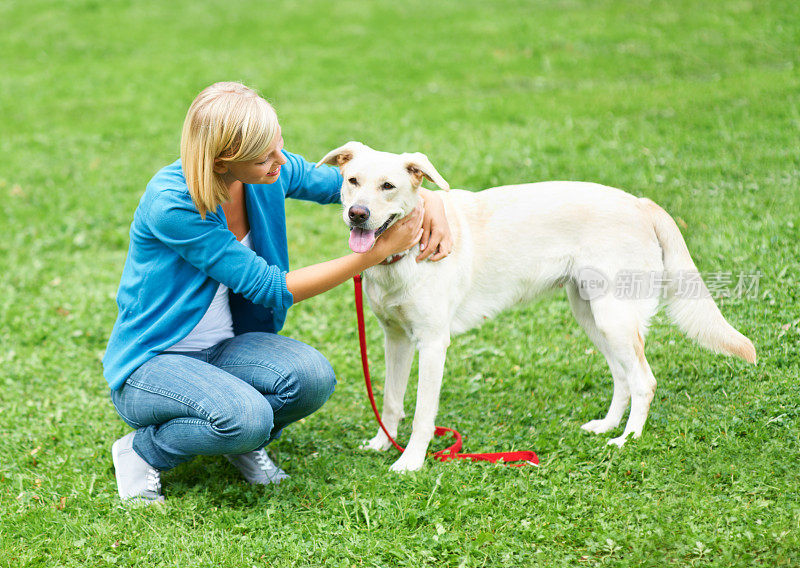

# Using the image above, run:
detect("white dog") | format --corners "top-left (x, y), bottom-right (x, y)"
top-left (318, 142), bottom-right (756, 473)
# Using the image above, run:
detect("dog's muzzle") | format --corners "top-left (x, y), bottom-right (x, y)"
top-left (347, 214), bottom-right (398, 254)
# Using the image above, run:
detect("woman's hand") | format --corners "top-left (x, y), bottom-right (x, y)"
top-left (418, 188), bottom-right (453, 261)
top-left (372, 203), bottom-right (425, 259)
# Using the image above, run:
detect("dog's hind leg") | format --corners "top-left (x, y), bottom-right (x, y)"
top-left (567, 284), bottom-right (630, 434)
top-left (362, 328), bottom-right (415, 452)
top-left (389, 333), bottom-right (450, 472)
top-left (608, 354), bottom-right (657, 447)
top-left (587, 295), bottom-right (658, 447)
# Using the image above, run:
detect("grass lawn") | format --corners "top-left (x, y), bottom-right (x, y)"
top-left (1, 0), bottom-right (799, 566)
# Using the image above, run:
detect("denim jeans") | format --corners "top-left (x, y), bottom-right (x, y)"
top-left (110, 332), bottom-right (336, 470)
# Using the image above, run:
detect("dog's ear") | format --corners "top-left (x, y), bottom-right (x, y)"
top-left (403, 152), bottom-right (450, 191)
top-left (316, 141), bottom-right (369, 168)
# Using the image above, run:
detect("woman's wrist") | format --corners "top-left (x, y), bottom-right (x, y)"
top-left (358, 248), bottom-right (386, 267)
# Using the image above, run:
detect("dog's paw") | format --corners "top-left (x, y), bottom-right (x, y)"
top-left (607, 434), bottom-right (629, 447)
top-left (360, 432), bottom-right (393, 452)
top-left (581, 418), bottom-right (617, 434)
top-left (389, 453), bottom-right (425, 473)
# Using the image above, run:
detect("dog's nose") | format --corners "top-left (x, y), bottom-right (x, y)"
top-left (348, 205), bottom-right (370, 224)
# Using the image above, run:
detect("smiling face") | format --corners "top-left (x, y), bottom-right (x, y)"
top-left (215, 126), bottom-right (287, 186)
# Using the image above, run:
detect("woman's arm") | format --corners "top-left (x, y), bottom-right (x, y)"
top-left (148, 191), bottom-right (296, 311)
top-left (286, 205), bottom-right (424, 302)
top-left (282, 151), bottom-right (342, 204)
top-left (417, 188), bottom-right (453, 262)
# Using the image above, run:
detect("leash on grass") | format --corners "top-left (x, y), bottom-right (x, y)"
top-left (353, 274), bottom-right (539, 467)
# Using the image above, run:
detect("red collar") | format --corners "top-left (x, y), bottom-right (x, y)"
top-left (378, 254), bottom-right (405, 266)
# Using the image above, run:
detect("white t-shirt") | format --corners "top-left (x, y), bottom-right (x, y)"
top-left (165, 232), bottom-right (253, 352)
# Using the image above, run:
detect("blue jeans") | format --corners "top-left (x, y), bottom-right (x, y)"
top-left (110, 332), bottom-right (336, 471)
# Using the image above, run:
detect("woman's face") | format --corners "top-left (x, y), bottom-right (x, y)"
top-left (215, 126), bottom-right (287, 185)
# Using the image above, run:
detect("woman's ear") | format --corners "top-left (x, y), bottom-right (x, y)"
top-left (212, 158), bottom-right (229, 175)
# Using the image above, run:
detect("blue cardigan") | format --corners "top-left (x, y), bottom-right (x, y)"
top-left (103, 151), bottom-right (342, 390)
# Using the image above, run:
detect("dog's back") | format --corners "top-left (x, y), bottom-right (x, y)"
top-left (435, 182), bottom-right (659, 333)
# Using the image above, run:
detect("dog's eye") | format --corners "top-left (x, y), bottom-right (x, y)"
top-left (381, 182), bottom-right (395, 190)
top-left (348, 177), bottom-right (359, 186)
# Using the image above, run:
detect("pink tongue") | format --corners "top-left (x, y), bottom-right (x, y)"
top-left (349, 228), bottom-right (377, 253)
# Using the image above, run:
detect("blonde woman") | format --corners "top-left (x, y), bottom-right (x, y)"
top-left (104, 82), bottom-right (452, 502)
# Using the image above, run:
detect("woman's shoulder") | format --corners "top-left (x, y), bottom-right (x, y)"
top-left (146, 159), bottom-right (189, 194)
top-left (136, 160), bottom-right (203, 222)
top-left (141, 160), bottom-right (195, 207)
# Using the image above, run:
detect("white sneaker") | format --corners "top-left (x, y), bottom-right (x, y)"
top-left (225, 449), bottom-right (289, 485)
top-left (111, 432), bottom-right (164, 503)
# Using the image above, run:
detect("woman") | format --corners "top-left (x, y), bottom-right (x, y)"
top-left (104, 82), bottom-right (452, 502)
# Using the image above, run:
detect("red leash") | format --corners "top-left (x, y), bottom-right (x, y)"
top-left (353, 274), bottom-right (538, 467)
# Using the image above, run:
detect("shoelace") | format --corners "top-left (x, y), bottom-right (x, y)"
top-left (145, 467), bottom-right (161, 494)
top-left (254, 450), bottom-right (277, 473)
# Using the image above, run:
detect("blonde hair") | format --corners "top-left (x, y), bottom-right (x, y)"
top-left (180, 82), bottom-right (279, 218)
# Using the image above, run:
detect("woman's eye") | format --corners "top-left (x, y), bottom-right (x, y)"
top-left (348, 177), bottom-right (359, 186)
top-left (382, 182), bottom-right (395, 190)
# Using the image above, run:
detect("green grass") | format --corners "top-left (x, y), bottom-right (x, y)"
top-left (1, 0), bottom-right (799, 566)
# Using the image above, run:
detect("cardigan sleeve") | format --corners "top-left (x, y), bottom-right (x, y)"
top-left (282, 150), bottom-right (342, 204)
top-left (146, 190), bottom-right (294, 310)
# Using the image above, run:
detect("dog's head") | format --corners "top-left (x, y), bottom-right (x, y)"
top-left (317, 141), bottom-right (449, 253)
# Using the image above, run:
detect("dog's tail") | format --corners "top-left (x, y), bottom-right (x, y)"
top-left (640, 198), bottom-right (756, 364)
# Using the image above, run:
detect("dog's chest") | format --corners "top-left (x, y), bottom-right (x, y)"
top-left (372, 301), bottom-right (413, 333)
top-left (363, 270), bottom-right (428, 334)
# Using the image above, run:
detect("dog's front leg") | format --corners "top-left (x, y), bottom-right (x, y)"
top-left (362, 328), bottom-right (414, 452)
top-left (390, 334), bottom-right (450, 473)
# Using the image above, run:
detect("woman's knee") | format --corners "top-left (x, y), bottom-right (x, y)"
top-left (290, 347), bottom-right (336, 410)
top-left (210, 393), bottom-right (274, 453)
top-left (309, 355), bottom-right (337, 409)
